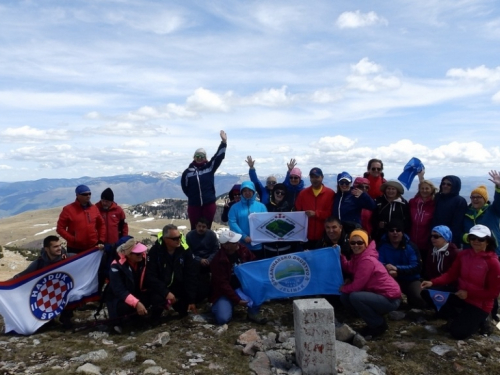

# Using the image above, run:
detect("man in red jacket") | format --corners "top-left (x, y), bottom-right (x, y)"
top-left (295, 167), bottom-right (335, 249)
top-left (96, 187), bottom-right (129, 245)
top-left (57, 185), bottom-right (106, 253)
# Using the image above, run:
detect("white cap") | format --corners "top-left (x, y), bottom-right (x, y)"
top-left (468, 224), bottom-right (491, 238)
top-left (219, 230), bottom-right (242, 244)
top-left (194, 148), bottom-right (206, 157)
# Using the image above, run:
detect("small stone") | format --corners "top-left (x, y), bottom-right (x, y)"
top-left (287, 365), bottom-right (302, 375)
top-left (424, 325), bottom-right (438, 334)
top-left (237, 328), bottom-right (261, 345)
top-left (277, 331), bottom-right (290, 343)
top-left (142, 359), bottom-right (156, 365)
top-left (32, 339), bottom-right (40, 346)
top-left (152, 332), bottom-right (170, 347)
top-left (76, 363), bottom-right (101, 375)
top-left (215, 324), bottom-right (228, 336)
top-left (143, 366), bottom-right (164, 374)
top-left (352, 334), bottom-right (367, 349)
top-left (392, 341), bottom-right (416, 352)
top-left (336, 324), bottom-right (356, 342)
top-left (242, 342), bottom-right (258, 356)
top-left (102, 339), bottom-right (114, 346)
top-left (249, 351), bottom-right (272, 375)
top-left (388, 311), bottom-right (406, 321)
top-left (453, 362), bottom-right (465, 372)
top-left (208, 363), bottom-right (223, 370)
top-left (431, 344), bottom-right (455, 356)
top-left (122, 351), bottom-right (136, 362)
top-left (71, 349), bottom-right (108, 362)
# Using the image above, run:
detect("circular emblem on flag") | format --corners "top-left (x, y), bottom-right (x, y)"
top-left (432, 293), bottom-right (445, 303)
top-left (269, 254), bottom-right (310, 294)
top-left (30, 272), bottom-right (74, 320)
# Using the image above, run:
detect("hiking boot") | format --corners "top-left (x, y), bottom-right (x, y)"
top-left (479, 316), bottom-right (493, 336)
top-left (247, 312), bottom-right (268, 325)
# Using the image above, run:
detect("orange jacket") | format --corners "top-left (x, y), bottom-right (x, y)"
top-left (57, 200), bottom-right (106, 252)
top-left (96, 201), bottom-right (129, 244)
top-left (295, 185), bottom-right (335, 241)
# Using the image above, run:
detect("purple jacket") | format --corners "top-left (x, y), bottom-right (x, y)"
top-left (341, 241), bottom-right (401, 299)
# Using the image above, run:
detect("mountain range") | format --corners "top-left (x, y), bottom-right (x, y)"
top-left (0, 171), bottom-right (494, 219)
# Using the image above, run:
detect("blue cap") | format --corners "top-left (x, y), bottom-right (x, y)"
top-left (309, 167), bottom-right (323, 177)
top-left (75, 185), bottom-right (91, 195)
top-left (432, 225), bottom-right (452, 243)
top-left (337, 171), bottom-right (352, 183)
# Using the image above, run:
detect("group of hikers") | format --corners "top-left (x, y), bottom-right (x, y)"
top-left (9, 130), bottom-right (500, 341)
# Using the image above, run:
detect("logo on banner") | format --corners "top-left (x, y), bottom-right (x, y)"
top-left (269, 254), bottom-right (311, 293)
top-left (30, 272), bottom-right (74, 320)
top-left (257, 213), bottom-right (305, 240)
top-left (428, 289), bottom-right (450, 311)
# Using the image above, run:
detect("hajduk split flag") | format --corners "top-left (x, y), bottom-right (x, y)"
top-left (249, 211), bottom-right (308, 245)
top-left (0, 248), bottom-right (102, 335)
top-left (234, 246), bottom-right (343, 306)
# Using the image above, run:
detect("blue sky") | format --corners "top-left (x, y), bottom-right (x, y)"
top-left (1, 0), bottom-right (500, 183)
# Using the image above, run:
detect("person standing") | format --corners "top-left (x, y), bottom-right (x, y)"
top-left (96, 187), bottom-right (129, 245)
top-left (295, 168), bottom-right (335, 249)
top-left (363, 159), bottom-right (386, 199)
top-left (57, 185), bottom-right (106, 253)
top-left (182, 130), bottom-right (227, 229)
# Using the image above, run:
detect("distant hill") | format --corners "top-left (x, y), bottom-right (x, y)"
top-left (0, 171), bottom-right (494, 219)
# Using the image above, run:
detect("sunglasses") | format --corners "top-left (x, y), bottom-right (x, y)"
top-left (290, 176), bottom-right (300, 180)
top-left (79, 193), bottom-right (91, 196)
top-left (349, 241), bottom-right (365, 246)
top-left (165, 236), bottom-right (181, 241)
top-left (430, 234), bottom-right (442, 239)
top-left (275, 190), bottom-right (286, 196)
top-left (267, 181), bottom-right (277, 185)
top-left (371, 167), bottom-right (382, 171)
top-left (441, 182), bottom-right (452, 187)
top-left (194, 154), bottom-right (205, 159)
top-left (339, 181), bottom-right (351, 186)
top-left (388, 228), bottom-right (402, 233)
top-left (469, 235), bottom-right (487, 242)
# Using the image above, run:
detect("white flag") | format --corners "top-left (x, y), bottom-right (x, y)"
top-left (0, 248), bottom-right (102, 335)
top-left (249, 212), bottom-right (308, 245)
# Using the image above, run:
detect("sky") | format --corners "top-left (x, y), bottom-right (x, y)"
top-left (1, 0), bottom-right (500, 183)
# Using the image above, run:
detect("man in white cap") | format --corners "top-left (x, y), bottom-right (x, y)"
top-left (181, 130), bottom-right (227, 230)
top-left (209, 230), bottom-right (267, 325)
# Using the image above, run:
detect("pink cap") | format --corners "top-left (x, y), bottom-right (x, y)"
top-left (354, 177), bottom-right (370, 186)
top-left (131, 243), bottom-right (147, 253)
top-left (290, 167), bottom-right (302, 178)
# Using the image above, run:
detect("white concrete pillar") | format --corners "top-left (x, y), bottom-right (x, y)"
top-left (293, 298), bottom-right (336, 375)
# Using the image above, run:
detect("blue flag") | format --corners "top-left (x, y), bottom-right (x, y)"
top-left (234, 247), bottom-right (343, 306)
top-left (397, 157), bottom-right (424, 190)
top-left (428, 289), bottom-right (451, 311)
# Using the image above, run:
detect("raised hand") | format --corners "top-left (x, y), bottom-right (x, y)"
top-left (245, 156), bottom-right (255, 169)
top-left (287, 158), bottom-right (297, 171)
top-left (488, 170), bottom-right (500, 187)
top-left (220, 130), bottom-right (227, 142)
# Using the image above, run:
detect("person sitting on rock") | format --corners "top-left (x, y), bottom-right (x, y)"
top-left (106, 239), bottom-right (150, 332)
top-left (210, 230), bottom-right (267, 325)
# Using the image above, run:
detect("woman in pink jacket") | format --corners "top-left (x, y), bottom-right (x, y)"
top-left (421, 224), bottom-right (500, 339)
top-left (340, 229), bottom-right (402, 338)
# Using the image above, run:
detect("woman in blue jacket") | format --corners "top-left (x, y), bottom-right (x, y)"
top-left (228, 181), bottom-right (267, 258)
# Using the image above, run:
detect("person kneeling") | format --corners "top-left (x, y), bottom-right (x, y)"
top-left (106, 239), bottom-right (150, 332)
top-left (210, 231), bottom-right (267, 325)
top-left (340, 229), bottom-right (401, 338)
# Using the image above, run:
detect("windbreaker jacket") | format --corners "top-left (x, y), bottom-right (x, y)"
top-left (340, 241), bottom-right (401, 299)
top-left (432, 175), bottom-right (467, 246)
top-left (283, 171), bottom-right (305, 207)
top-left (228, 181), bottom-right (267, 251)
top-left (96, 201), bottom-right (129, 244)
top-left (431, 249), bottom-right (500, 313)
top-left (209, 244), bottom-right (255, 305)
top-left (363, 172), bottom-right (386, 199)
top-left (377, 234), bottom-right (422, 282)
top-left (107, 254), bottom-right (147, 315)
top-left (462, 188), bottom-right (500, 256)
top-left (56, 200), bottom-right (106, 252)
top-left (332, 189), bottom-right (375, 225)
top-left (295, 185), bottom-right (335, 241)
top-left (181, 141), bottom-right (226, 206)
top-left (144, 242), bottom-right (197, 304)
top-left (248, 168), bottom-right (272, 205)
top-left (371, 195), bottom-right (411, 242)
top-left (408, 194), bottom-right (435, 253)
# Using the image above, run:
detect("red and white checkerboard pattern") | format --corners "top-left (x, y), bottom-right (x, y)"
top-left (35, 279), bottom-right (68, 313)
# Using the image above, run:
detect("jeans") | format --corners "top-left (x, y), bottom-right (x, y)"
top-left (341, 291), bottom-right (401, 328)
top-left (211, 296), bottom-right (260, 325)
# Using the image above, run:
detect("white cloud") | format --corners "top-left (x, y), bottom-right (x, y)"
top-left (121, 139), bottom-right (149, 148)
top-left (0, 126), bottom-right (68, 142)
top-left (239, 86), bottom-right (292, 107)
top-left (446, 65), bottom-right (500, 83)
top-left (346, 58), bottom-right (401, 92)
top-left (351, 58), bottom-right (382, 75)
top-left (0, 91), bottom-right (112, 109)
top-left (336, 10), bottom-right (388, 29)
top-left (0, 165), bottom-right (12, 170)
top-left (312, 136), bottom-right (357, 152)
top-left (186, 88), bottom-right (230, 112)
top-left (492, 91), bottom-right (500, 103)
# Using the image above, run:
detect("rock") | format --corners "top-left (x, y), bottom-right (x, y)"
top-left (431, 344), bottom-right (455, 356)
top-left (102, 339), bottom-right (114, 346)
top-left (277, 331), bottom-right (290, 343)
top-left (191, 313), bottom-right (213, 323)
top-left (352, 334), bottom-right (367, 349)
top-left (249, 351), bottom-right (272, 375)
top-left (287, 365), bottom-right (303, 375)
top-left (122, 351), bottom-right (136, 362)
top-left (215, 324), bottom-right (228, 336)
top-left (71, 349), bottom-right (108, 362)
top-left (266, 350), bottom-right (291, 372)
top-left (76, 363), bottom-right (101, 375)
top-left (152, 332), bottom-right (170, 347)
top-left (335, 341), bottom-right (369, 374)
top-left (392, 341), bottom-right (416, 352)
top-left (143, 366), bottom-right (164, 374)
top-left (88, 331), bottom-right (109, 340)
top-left (242, 342), bottom-right (259, 356)
top-left (424, 325), bottom-right (438, 334)
top-left (142, 359), bottom-right (156, 365)
top-left (237, 328), bottom-right (261, 345)
top-left (335, 324), bottom-right (356, 342)
top-left (388, 311), bottom-right (406, 321)
top-left (453, 362), bottom-right (465, 372)
top-left (32, 339), bottom-right (40, 346)
top-left (208, 363), bottom-right (223, 370)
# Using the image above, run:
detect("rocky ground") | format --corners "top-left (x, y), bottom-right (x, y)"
top-left (1, 297), bottom-right (500, 375)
